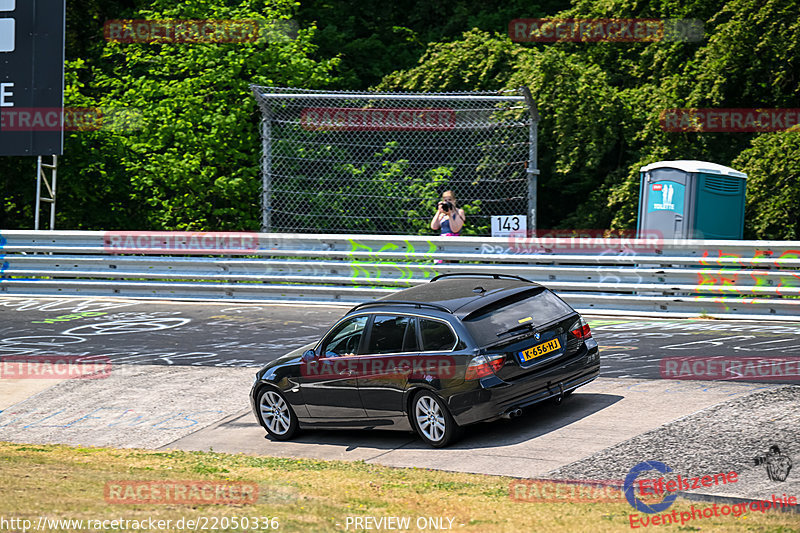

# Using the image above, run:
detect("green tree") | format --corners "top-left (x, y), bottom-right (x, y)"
top-left (736, 132), bottom-right (800, 240)
top-left (377, 0), bottom-right (800, 237)
top-left (65, 0), bottom-right (338, 230)
top-left (2, 0), bottom-right (338, 231)
top-left (296, 0), bottom-right (570, 89)
top-left (379, 29), bottom-right (520, 92)
top-left (687, 0), bottom-right (800, 107)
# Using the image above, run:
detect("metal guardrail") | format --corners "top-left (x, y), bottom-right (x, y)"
top-left (1, 230), bottom-right (800, 319)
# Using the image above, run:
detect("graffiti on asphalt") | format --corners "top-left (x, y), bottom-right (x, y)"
top-left (0, 297), bottom-right (137, 313)
top-left (60, 316), bottom-right (190, 336)
top-left (32, 311), bottom-right (108, 324)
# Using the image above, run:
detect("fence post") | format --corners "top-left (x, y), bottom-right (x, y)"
top-left (261, 112), bottom-right (272, 233)
top-left (521, 87), bottom-right (539, 234)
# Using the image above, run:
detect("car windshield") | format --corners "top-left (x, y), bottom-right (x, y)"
top-left (462, 288), bottom-right (574, 345)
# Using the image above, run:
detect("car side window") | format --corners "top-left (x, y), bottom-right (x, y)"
top-left (321, 316), bottom-right (368, 357)
top-left (367, 315), bottom-right (418, 354)
top-left (420, 319), bottom-right (456, 351)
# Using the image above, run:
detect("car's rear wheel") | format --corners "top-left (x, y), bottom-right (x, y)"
top-left (257, 388), bottom-right (299, 440)
top-left (411, 391), bottom-right (461, 448)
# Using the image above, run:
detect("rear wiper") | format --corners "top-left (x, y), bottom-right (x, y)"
top-left (496, 322), bottom-right (538, 338)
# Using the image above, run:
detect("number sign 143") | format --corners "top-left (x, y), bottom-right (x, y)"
top-left (491, 215), bottom-right (527, 237)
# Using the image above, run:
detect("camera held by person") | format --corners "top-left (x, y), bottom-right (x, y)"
top-left (430, 190), bottom-right (465, 236)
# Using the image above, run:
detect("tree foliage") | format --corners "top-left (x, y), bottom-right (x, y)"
top-left (736, 132), bottom-right (800, 240)
top-left (377, 0), bottom-right (800, 236)
top-left (2, 0), bottom-right (336, 230)
top-left (295, 0), bottom-right (571, 88)
top-left (1, 0), bottom-right (798, 238)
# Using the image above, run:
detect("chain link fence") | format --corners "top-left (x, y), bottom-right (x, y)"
top-left (252, 86), bottom-right (537, 235)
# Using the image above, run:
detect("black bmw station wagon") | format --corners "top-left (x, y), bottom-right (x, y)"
top-left (250, 273), bottom-right (599, 447)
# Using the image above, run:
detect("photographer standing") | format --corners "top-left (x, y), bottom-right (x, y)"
top-left (430, 190), bottom-right (466, 236)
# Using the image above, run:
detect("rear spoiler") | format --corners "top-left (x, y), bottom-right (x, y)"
top-left (431, 273), bottom-right (534, 283)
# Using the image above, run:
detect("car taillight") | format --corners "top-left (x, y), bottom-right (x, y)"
top-left (465, 354), bottom-right (505, 380)
top-left (570, 317), bottom-right (592, 340)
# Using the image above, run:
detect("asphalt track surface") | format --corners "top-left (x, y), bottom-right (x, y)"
top-left (0, 296), bottom-right (798, 502)
top-left (1, 295), bottom-right (799, 382)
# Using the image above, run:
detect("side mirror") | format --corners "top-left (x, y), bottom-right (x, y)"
top-left (302, 349), bottom-right (316, 362)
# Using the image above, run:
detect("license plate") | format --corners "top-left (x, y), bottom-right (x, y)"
top-left (519, 338), bottom-right (561, 362)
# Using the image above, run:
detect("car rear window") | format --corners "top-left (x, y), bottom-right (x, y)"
top-left (420, 319), bottom-right (456, 351)
top-left (462, 288), bottom-right (574, 345)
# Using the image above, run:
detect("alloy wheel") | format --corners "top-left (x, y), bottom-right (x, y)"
top-left (260, 390), bottom-right (292, 435)
top-left (415, 395), bottom-right (446, 442)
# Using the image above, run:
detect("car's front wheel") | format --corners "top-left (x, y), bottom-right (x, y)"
top-left (411, 391), bottom-right (461, 448)
top-left (257, 388), bottom-right (299, 440)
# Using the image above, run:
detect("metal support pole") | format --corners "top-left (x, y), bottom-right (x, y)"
top-left (34, 156), bottom-right (43, 230)
top-left (34, 155), bottom-right (58, 230)
top-left (260, 115), bottom-right (272, 233)
top-left (49, 156), bottom-right (58, 230)
top-left (521, 87), bottom-right (540, 235)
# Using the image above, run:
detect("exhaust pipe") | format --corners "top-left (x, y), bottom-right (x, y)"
top-left (502, 408), bottom-right (523, 419)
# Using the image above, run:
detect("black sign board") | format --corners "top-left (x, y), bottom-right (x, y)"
top-left (0, 0), bottom-right (65, 156)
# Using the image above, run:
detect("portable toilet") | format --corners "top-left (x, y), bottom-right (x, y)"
top-left (636, 160), bottom-right (747, 240)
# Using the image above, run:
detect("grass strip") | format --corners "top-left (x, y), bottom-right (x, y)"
top-left (0, 442), bottom-right (797, 532)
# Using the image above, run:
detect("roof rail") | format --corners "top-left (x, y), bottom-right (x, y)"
top-left (429, 273), bottom-right (534, 283)
top-left (349, 300), bottom-right (453, 314)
